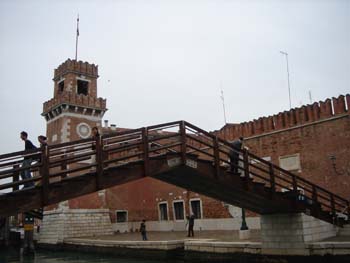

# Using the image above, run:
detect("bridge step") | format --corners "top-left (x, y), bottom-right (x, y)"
top-left (338, 225), bottom-right (350, 236)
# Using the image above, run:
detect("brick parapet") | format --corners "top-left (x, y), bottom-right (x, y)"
top-left (217, 94), bottom-right (349, 140)
top-left (54, 59), bottom-right (98, 80)
top-left (43, 91), bottom-right (106, 114)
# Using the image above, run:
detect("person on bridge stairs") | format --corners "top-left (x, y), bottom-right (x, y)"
top-left (186, 214), bottom-right (195, 237)
top-left (38, 135), bottom-right (47, 149)
top-left (20, 131), bottom-right (37, 188)
top-left (140, 219), bottom-right (148, 241)
top-left (91, 127), bottom-right (100, 170)
top-left (35, 135), bottom-right (48, 186)
top-left (229, 137), bottom-right (244, 175)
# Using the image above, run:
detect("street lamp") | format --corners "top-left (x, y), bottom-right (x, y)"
top-left (240, 208), bottom-right (248, 230)
top-left (280, 51), bottom-right (292, 109)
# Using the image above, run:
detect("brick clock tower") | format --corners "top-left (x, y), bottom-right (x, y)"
top-left (39, 59), bottom-right (113, 244)
top-left (42, 59), bottom-right (107, 144)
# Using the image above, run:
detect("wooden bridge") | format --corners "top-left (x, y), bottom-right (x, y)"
top-left (0, 121), bottom-right (349, 226)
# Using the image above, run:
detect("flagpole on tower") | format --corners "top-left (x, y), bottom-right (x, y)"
top-left (75, 15), bottom-right (79, 61)
top-left (220, 82), bottom-right (227, 125)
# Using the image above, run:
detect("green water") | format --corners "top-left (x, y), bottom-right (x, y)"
top-left (0, 249), bottom-right (180, 263)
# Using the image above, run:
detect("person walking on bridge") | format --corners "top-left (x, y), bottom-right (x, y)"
top-left (229, 137), bottom-right (244, 175)
top-left (37, 135), bottom-right (47, 149)
top-left (91, 127), bottom-right (100, 170)
top-left (20, 131), bottom-right (37, 188)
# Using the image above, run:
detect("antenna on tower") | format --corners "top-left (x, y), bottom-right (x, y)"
top-left (220, 83), bottom-right (227, 125)
top-left (75, 14), bottom-right (80, 61)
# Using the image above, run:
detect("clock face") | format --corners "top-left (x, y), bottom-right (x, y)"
top-left (76, 122), bottom-right (91, 138)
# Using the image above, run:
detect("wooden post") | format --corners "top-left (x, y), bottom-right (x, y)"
top-left (213, 136), bottom-right (220, 178)
top-left (142, 128), bottom-right (149, 177)
top-left (180, 121), bottom-right (187, 165)
top-left (60, 155), bottom-right (67, 179)
top-left (311, 185), bottom-right (320, 216)
top-left (95, 136), bottom-right (104, 190)
top-left (12, 164), bottom-right (20, 192)
top-left (269, 163), bottom-right (276, 194)
top-left (331, 194), bottom-right (336, 216)
top-left (312, 185), bottom-right (318, 204)
top-left (40, 145), bottom-right (49, 207)
top-left (292, 174), bottom-right (298, 193)
top-left (23, 213), bottom-right (35, 254)
top-left (243, 149), bottom-right (250, 180)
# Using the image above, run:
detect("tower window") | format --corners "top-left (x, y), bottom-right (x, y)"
top-left (58, 81), bottom-right (64, 93)
top-left (77, 80), bottom-right (89, 95)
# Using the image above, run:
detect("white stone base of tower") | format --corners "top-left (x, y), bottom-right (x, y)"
top-left (261, 213), bottom-right (338, 256)
top-left (38, 208), bottom-right (113, 244)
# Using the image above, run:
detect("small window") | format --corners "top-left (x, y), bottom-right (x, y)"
top-left (159, 202), bottom-right (168, 221)
top-left (190, 200), bottom-right (202, 219)
top-left (173, 201), bottom-right (184, 220)
top-left (58, 81), bottom-right (64, 93)
top-left (116, 210), bottom-right (128, 223)
top-left (77, 79), bottom-right (89, 95)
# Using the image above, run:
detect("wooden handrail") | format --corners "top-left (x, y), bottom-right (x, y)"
top-left (0, 120), bottom-right (348, 220)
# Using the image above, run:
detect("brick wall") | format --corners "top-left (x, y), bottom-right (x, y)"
top-left (105, 177), bottom-right (232, 223)
top-left (217, 95), bottom-right (350, 199)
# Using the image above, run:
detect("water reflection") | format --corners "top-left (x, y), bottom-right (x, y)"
top-left (0, 248), bottom-right (179, 263)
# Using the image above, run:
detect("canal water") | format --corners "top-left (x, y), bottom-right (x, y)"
top-left (1, 248), bottom-right (349, 263)
top-left (0, 248), bottom-right (181, 263)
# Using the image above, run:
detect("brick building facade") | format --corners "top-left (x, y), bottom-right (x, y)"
top-left (39, 59), bottom-right (349, 242)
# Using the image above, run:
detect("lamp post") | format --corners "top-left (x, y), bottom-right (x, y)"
top-left (240, 208), bottom-right (248, 230)
top-left (280, 51), bottom-right (292, 109)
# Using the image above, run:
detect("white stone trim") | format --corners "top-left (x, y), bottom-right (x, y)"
top-left (112, 217), bottom-right (261, 233)
top-left (76, 122), bottom-right (92, 139)
top-left (76, 76), bottom-right (91, 82)
top-left (279, 153), bottom-right (301, 172)
top-left (47, 112), bottom-right (102, 124)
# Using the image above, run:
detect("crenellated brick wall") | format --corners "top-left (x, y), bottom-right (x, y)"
top-left (217, 95), bottom-right (349, 140)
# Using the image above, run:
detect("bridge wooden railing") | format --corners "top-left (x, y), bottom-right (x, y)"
top-left (0, 120), bottom-right (349, 221)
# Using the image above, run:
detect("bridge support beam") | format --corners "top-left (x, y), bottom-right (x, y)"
top-left (261, 213), bottom-right (338, 256)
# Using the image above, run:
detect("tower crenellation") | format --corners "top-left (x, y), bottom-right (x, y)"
top-left (54, 59), bottom-right (98, 80)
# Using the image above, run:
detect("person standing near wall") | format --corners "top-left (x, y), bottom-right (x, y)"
top-left (229, 137), bottom-right (244, 175)
top-left (140, 219), bottom-right (148, 241)
top-left (186, 214), bottom-right (195, 237)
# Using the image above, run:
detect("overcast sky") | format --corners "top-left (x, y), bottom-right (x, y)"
top-left (0, 0), bottom-right (349, 154)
